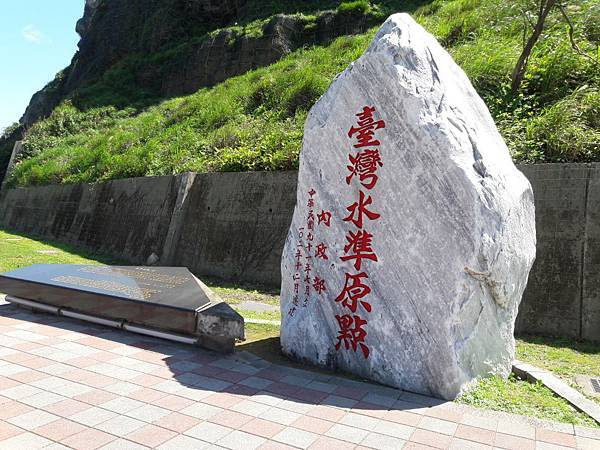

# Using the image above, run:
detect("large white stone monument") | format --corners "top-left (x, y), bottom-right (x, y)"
top-left (280, 13), bottom-right (536, 399)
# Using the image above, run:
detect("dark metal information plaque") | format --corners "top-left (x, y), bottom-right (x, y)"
top-left (0, 265), bottom-right (213, 334)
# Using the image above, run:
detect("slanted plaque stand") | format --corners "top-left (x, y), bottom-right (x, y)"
top-left (0, 264), bottom-right (244, 353)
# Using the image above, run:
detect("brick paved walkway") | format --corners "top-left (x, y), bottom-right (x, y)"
top-left (0, 298), bottom-right (598, 449)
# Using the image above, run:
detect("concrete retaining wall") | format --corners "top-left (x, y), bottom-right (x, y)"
top-left (0, 164), bottom-right (598, 341)
top-left (0, 175), bottom-right (182, 264)
top-left (515, 164), bottom-right (599, 342)
top-left (167, 172), bottom-right (297, 285)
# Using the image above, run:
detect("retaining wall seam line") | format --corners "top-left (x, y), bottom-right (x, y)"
top-left (579, 167), bottom-right (591, 340)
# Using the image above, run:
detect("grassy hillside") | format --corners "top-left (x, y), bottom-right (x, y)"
top-left (4, 0), bottom-right (600, 187)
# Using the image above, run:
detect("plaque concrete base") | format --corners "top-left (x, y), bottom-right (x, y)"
top-left (0, 265), bottom-right (244, 353)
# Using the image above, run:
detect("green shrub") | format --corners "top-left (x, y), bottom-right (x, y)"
top-left (521, 88), bottom-right (600, 162)
top-left (20, 102), bottom-right (134, 159)
top-left (338, 1), bottom-right (371, 15)
top-left (583, 4), bottom-right (600, 44)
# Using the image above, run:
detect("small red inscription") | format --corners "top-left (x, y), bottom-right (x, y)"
top-left (317, 210), bottom-right (332, 227)
top-left (313, 276), bottom-right (326, 294)
top-left (315, 242), bottom-right (329, 260)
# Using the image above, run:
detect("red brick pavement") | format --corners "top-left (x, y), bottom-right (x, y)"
top-left (0, 298), bottom-right (598, 449)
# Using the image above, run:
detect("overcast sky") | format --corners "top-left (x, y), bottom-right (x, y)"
top-left (0, 0), bottom-right (82, 132)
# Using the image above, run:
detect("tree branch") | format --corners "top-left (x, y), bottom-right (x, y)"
top-left (558, 4), bottom-right (598, 65)
top-left (511, 0), bottom-right (557, 92)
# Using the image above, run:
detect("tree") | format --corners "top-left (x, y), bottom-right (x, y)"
top-left (511, 1), bottom-right (598, 93)
top-left (511, 0), bottom-right (557, 93)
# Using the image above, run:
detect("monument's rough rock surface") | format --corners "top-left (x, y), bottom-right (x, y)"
top-left (280, 13), bottom-right (536, 400)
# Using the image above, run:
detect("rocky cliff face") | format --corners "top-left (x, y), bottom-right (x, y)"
top-left (1, 0), bottom-right (376, 183)
top-left (20, 0), bottom-right (245, 127)
top-left (17, 0), bottom-right (376, 128)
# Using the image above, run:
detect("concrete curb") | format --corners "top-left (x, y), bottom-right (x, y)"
top-left (244, 318), bottom-right (280, 326)
top-left (513, 360), bottom-right (600, 424)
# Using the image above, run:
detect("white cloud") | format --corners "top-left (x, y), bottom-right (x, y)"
top-left (22, 24), bottom-right (44, 44)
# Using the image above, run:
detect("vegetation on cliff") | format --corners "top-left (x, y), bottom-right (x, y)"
top-left (3, 0), bottom-right (599, 187)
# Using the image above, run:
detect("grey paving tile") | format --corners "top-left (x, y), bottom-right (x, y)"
top-left (273, 427), bottom-right (319, 449)
top-left (185, 421), bottom-right (233, 443)
top-left (361, 431), bottom-right (407, 450)
top-left (157, 434), bottom-right (211, 450)
top-left (325, 423), bottom-right (370, 444)
top-left (0, 432), bottom-right (53, 449)
top-left (339, 412), bottom-right (380, 431)
top-left (96, 415), bottom-right (146, 435)
top-left (217, 430), bottom-right (266, 450)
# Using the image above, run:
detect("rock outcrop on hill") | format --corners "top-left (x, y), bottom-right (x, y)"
top-left (18, 0), bottom-right (377, 128)
top-left (0, 0), bottom-right (380, 180)
top-left (0, 0), bottom-right (379, 183)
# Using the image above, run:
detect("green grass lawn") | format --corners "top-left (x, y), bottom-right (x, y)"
top-left (203, 277), bottom-right (281, 307)
top-left (457, 337), bottom-right (600, 428)
top-left (516, 335), bottom-right (600, 408)
top-left (517, 335), bottom-right (600, 379)
top-left (457, 375), bottom-right (599, 429)
top-left (1, 228), bottom-right (598, 428)
top-left (202, 277), bottom-right (282, 323)
top-left (0, 229), bottom-right (111, 272)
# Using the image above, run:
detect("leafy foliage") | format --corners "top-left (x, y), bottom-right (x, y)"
top-left (338, 1), bottom-right (373, 14)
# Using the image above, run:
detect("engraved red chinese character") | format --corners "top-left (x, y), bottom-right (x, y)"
top-left (341, 230), bottom-right (378, 270)
top-left (346, 149), bottom-right (383, 189)
top-left (308, 189), bottom-right (316, 197)
top-left (317, 210), bottom-right (331, 227)
top-left (313, 276), bottom-right (326, 294)
top-left (315, 243), bottom-right (328, 260)
top-left (348, 106), bottom-right (386, 148)
top-left (307, 209), bottom-right (315, 230)
top-left (294, 249), bottom-right (303, 270)
top-left (304, 262), bottom-right (312, 274)
top-left (335, 314), bottom-right (370, 358)
top-left (343, 191), bottom-right (380, 229)
top-left (335, 272), bottom-right (372, 313)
